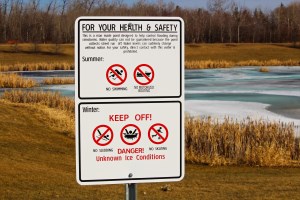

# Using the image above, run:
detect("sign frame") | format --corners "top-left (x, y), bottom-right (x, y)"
top-left (77, 101), bottom-right (183, 185)
top-left (75, 16), bottom-right (185, 185)
top-left (76, 17), bottom-right (183, 100)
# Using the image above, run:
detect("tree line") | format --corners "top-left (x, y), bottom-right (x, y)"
top-left (0, 0), bottom-right (299, 44)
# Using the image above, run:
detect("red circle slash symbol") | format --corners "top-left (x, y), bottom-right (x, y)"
top-left (92, 125), bottom-right (113, 146)
top-left (120, 124), bottom-right (141, 145)
top-left (106, 64), bottom-right (127, 86)
top-left (134, 64), bottom-right (154, 85)
top-left (148, 123), bottom-right (168, 145)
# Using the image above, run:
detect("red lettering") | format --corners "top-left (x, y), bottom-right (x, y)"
top-left (109, 115), bottom-right (114, 121)
top-left (109, 114), bottom-right (129, 121)
top-left (118, 148), bottom-right (144, 154)
top-left (125, 155), bottom-right (133, 160)
top-left (135, 114), bottom-right (152, 121)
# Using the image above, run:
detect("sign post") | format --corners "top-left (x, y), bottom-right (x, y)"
top-left (126, 183), bottom-right (137, 200)
top-left (75, 17), bottom-right (184, 190)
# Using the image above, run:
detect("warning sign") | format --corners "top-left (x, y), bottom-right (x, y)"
top-left (76, 17), bottom-right (183, 99)
top-left (134, 64), bottom-right (154, 85)
top-left (148, 123), bottom-right (168, 145)
top-left (75, 17), bottom-right (184, 186)
top-left (76, 101), bottom-right (183, 185)
top-left (106, 64), bottom-right (127, 86)
top-left (92, 125), bottom-right (113, 146)
top-left (121, 124), bottom-right (141, 145)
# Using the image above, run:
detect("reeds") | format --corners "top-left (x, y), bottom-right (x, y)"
top-left (0, 62), bottom-right (74, 72)
top-left (1, 90), bottom-right (74, 114)
top-left (185, 59), bottom-right (300, 69)
top-left (43, 77), bottom-right (75, 85)
top-left (259, 67), bottom-right (270, 72)
top-left (2, 90), bottom-right (299, 166)
top-left (0, 73), bottom-right (37, 88)
top-left (185, 116), bottom-right (300, 166)
top-left (185, 60), bottom-right (233, 69)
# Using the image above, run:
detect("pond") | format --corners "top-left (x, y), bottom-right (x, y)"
top-left (185, 66), bottom-right (300, 135)
top-left (0, 70), bottom-right (75, 97)
top-left (2, 67), bottom-right (300, 135)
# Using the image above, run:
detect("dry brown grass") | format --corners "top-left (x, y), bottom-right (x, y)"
top-left (185, 60), bottom-right (233, 69)
top-left (259, 67), bottom-right (270, 72)
top-left (0, 44), bottom-right (74, 65)
top-left (0, 73), bottom-right (37, 88)
top-left (2, 90), bottom-right (299, 167)
top-left (0, 62), bottom-right (74, 71)
top-left (185, 59), bottom-right (300, 69)
top-left (1, 90), bottom-right (74, 114)
top-left (185, 43), bottom-right (300, 64)
top-left (1, 101), bottom-right (300, 199)
top-left (185, 43), bottom-right (300, 68)
top-left (185, 116), bottom-right (300, 166)
top-left (43, 77), bottom-right (75, 85)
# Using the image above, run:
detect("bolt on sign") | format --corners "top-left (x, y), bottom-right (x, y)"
top-left (75, 17), bottom-right (184, 185)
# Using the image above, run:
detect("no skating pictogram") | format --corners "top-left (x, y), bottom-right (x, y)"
top-left (92, 125), bottom-right (113, 146)
top-left (106, 64), bottom-right (127, 86)
top-left (148, 123), bottom-right (168, 144)
top-left (120, 124), bottom-right (141, 145)
top-left (134, 64), bottom-right (154, 85)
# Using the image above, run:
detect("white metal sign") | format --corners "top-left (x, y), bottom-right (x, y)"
top-left (75, 17), bottom-right (184, 185)
top-left (78, 102), bottom-right (182, 183)
top-left (76, 18), bottom-right (182, 99)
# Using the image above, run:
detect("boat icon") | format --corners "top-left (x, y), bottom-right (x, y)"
top-left (136, 71), bottom-right (151, 77)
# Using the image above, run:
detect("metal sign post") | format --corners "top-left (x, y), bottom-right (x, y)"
top-left (126, 184), bottom-right (137, 200)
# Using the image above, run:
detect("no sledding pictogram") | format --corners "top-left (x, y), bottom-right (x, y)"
top-left (148, 123), bottom-right (168, 144)
top-left (120, 124), bottom-right (141, 145)
top-left (92, 125), bottom-right (113, 146)
top-left (134, 64), bottom-right (154, 85)
top-left (106, 64), bottom-right (127, 86)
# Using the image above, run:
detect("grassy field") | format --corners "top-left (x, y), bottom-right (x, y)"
top-left (2, 90), bottom-right (299, 167)
top-left (1, 43), bottom-right (300, 199)
top-left (1, 100), bottom-right (300, 200)
top-left (185, 43), bottom-right (300, 62)
top-left (0, 43), bottom-right (299, 69)
top-left (185, 43), bottom-right (300, 68)
top-left (0, 44), bottom-right (74, 65)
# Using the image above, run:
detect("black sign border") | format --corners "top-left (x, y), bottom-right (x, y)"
top-left (78, 101), bottom-right (183, 183)
top-left (77, 18), bottom-right (183, 99)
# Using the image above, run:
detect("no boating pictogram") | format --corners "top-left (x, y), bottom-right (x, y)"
top-left (106, 64), bottom-right (127, 86)
top-left (134, 64), bottom-right (154, 85)
top-left (92, 125), bottom-right (113, 146)
top-left (148, 123), bottom-right (168, 145)
top-left (120, 124), bottom-right (141, 145)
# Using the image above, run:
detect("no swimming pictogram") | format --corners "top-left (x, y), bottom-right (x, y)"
top-left (134, 64), bottom-right (154, 85)
top-left (148, 123), bottom-right (168, 144)
top-left (106, 64), bottom-right (127, 86)
top-left (120, 124), bottom-right (141, 145)
top-left (92, 125), bottom-right (113, 146)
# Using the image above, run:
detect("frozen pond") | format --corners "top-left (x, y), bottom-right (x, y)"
top-left (2, 67), bottom-right (300, 135)
top-left (185, 67), bottom-right (300, 135)
top-left (0, 70), bottom-right (75, 97)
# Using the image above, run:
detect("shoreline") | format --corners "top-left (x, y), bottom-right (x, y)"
top-left (185, 100), bottom-right (300, 136)
top-left (1, 65), bottom-right (300, 72)
top-left (184, 59), bottom-right (300, 69)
